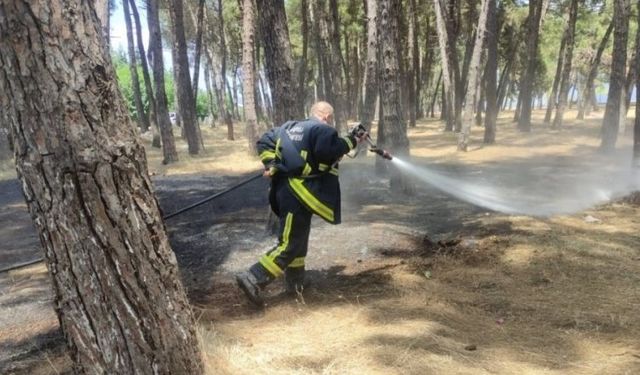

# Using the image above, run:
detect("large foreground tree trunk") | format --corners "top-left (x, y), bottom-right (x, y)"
top-left (0, 0), bottom-right (203, 372)
top-left (601, 0), bottom-right (630, 151)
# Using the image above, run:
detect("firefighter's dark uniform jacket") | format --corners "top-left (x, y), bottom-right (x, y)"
top-left (257, 118), bottom-right (357, 225)
top-left (251, 117), bottom-right (357, 280)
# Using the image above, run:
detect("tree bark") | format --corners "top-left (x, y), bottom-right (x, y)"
top-left (407, 0), bottom-right (419, 128)
top-left (460, 0), bottom-right (490, 151)
top-left (362, 0), bottom-right (379, 127)
top-left (217, 0), bottom-right (235, 140)
top-left (95, 0), bottom-right (110, 49)
top-left (0, 1), bottom-right (204, 372)
top-left (633, 0), bottom-right (640, 167)
top-left (242, 0), bottom-right (259, 154)
top-left (433, 0), bottom-right (456, 131)
top-left (544, 23), bottom-right (568, 123)
top-left (517, 0), bottom-right (545, 132)
top-left (429, 69), bottom-right (442, 118)
top-left (192, 0), bottom-right (206, 102)
top-left (329, 0), bottom-right (347, 132)
top-left (483, 0), bottom-right (497, 144)
top-left (378, 0), bottom-right (411, 191)
top-left (148, 0), bottom-right (178, 163)
top-left (297, 0), bottom-right (310, 116)
top-left (129, 0), bottom-right (159, 148)
top-left (578, 20), bottom-right (613, 119)
top-left (552, 0), bottom-right (580, 128)
top-left (601, 0), bottom-right (630, 151)
top-left (255, 0), bottom-right (301, 126)
top-left (169, 0), bottom-right (200, 154)
top-left (122, 0), bottom-right (150, 133)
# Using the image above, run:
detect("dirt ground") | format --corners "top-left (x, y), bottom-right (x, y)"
top-left (1, 109), bottom-right (639, 374)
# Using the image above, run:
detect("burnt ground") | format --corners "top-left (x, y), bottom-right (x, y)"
top-left (1, 116), bottom-right (639, 374)
top-left (0, 163), bottom-right (488, 374)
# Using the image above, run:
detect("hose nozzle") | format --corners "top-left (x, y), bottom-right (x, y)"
top-left (371, 148), bottom-right (393, 160)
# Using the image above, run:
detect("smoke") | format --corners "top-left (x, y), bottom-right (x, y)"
top-left (390, 150), bottom-right (640, 217)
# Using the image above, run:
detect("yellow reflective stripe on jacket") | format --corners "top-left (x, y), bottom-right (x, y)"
top-left (319, 163), bottom-right (329, 172)
top-left (329, 167), bottom-right (339, 176)
top-left (275, 138), bottom-right (282, 158)
top-left (289, 178), bottom-right (334, 222)
top-left (302, 163), bottom-right (312, 176)
top-left (341, 136), bottom-right (355, 150)
top-left (289, 257), bottom-right (305, 268)
top-left (259, 212), bottom-right (294, 277)
top-left (260, 150), bottom-right (276, 163)
top-left (300, 150), bottom-right (308, 160)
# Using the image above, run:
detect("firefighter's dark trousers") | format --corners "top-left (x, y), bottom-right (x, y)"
top-left (249, 178), bottom-right (311, 285)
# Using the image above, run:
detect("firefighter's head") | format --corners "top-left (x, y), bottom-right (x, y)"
top-left (310, 101), bottom-right (334, 126)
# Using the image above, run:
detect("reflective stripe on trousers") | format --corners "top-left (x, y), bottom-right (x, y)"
top-left (259, 180), bottom-right (312, 277)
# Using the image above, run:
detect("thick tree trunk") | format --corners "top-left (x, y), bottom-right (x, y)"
top-left (148, 0), bottom-right (178, 163)
top-left (191, 0), bottom-right (206, 103)
top-left (242, 0), bottom-right (259, 154)
top-left (601, 0), bottom-right (630, 151)
top-left (378, 0), bottom-right (411, 191)
top-left (362, 0), bottom-right (379, 127)
top-left (255, 0), bottom-right (301, 126)
top-left (578, 21), bottom-right (613, 119)
top-left (483, 0), bottom-right (497, 144)
top-left (552, 0), bottom-right (580, 129)
top-left (460, 0), bottom-right (489, 151)
top-left (517, 0), bottom-right (544, 132)
top-left (122, 0), bottom-right (150, 133)
top-left (0, 1), bottom-right (204, 372)
top-left (169, 0), bottom-right (200, 154)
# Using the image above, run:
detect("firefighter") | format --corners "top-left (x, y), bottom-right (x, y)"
top-left (235, 101), bottom-right (366, 306)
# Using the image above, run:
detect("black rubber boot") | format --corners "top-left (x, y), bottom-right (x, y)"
top-left (284, 267), bottom-right (308, 295)
top-left (235, 264), bottom-right (273, 306)
top-left (235, 271), bottom-right (264, 306)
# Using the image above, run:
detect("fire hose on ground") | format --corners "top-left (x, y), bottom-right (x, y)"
top-left (0, 124), bottom-right (392, 274)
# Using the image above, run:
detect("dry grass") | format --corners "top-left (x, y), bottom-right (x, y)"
top-left (138, 110), bottom-right (640, 375)
top-left (2, 109), bottom-right (638, 374)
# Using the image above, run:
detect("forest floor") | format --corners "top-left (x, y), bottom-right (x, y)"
top-left (1, 109), bottom-right (639, 374)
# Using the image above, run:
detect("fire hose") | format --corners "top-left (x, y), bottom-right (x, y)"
top-left (0, 124), bottom-right (392, 274)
